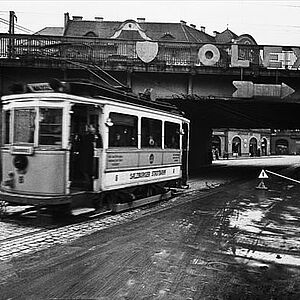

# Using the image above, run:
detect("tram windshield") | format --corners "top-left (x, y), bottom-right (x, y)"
top-left (13, 108), bottom-right (36, 144)
top-left (11, 107), bottom-right (63, 146)
top-left (39, 108), bottom-right (63, 146)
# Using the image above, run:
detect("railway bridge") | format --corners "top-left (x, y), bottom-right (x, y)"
top-left (1, 33), bottom-right (300, 171)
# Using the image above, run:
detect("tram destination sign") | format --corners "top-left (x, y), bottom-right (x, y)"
top-left (232, 81), bottom-right (295, 99)
top-left (27, 83), bottom-right (54, 93)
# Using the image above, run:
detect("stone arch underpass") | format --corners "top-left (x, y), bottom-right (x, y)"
top-left (161, 96), bottom-right (300, 173)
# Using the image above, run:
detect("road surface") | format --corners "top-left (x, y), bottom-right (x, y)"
top-left (1, 156), bottom-right (300, 299)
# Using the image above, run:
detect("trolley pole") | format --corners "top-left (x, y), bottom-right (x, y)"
top-left (8, 11), bottom-right (17, 59)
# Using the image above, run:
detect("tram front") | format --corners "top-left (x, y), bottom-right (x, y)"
top-left (0, 88), bottom-right (72, 207)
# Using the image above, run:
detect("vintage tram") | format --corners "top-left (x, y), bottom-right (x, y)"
top-left (0, 80), bottom-right (189, 214)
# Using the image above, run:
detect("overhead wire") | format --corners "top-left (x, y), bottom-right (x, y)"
top-left (44, 56), bottom-right (119, 88)
top-left (90, 64), bottom-right (127, 89)
top-left (0, 17), bottom-right (34, 34)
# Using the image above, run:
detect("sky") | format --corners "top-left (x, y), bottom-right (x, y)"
top-left (1, 0), bottom-right (300, 46)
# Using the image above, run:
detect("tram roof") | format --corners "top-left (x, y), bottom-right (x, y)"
top-left (3, 79), bottom-right (185, 117)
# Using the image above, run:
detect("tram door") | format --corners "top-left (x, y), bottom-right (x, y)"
top-left (69, 105), bottom-right (102, 191)
top-left (181, 122), bottom-right (189, 185)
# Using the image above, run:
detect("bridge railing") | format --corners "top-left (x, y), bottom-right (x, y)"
top-left (0, 33), bottom-right (299, 70)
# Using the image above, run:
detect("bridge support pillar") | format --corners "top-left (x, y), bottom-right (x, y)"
top-left (189, 120), bottom-right (212, 174)
top-left (127, 70), bottom-right (132, 89)
top-left (187, 73), bottom-right (193, 95)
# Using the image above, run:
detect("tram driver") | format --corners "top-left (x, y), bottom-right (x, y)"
top-left (78, 124), bottom-right (102, 190)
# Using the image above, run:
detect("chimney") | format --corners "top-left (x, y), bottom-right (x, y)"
top-left (137, 17), bottom-right (145, 23)
top-left (64, 12), bottom-right (70, 28)
top-left (95, 17), bottom-right (104, 21)
top-left (180, 20), bottom-right (186, 25)
top-left (213, 30), bottom-right (219, 37)
top-left (200, 26), bottom-right (205, 32)
top-left (72, 16), bottom-right (83, 21)
top-left (190, 24), bottom-right (196, 28)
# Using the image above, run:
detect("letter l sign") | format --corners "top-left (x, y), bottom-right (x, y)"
top-left (231, 45), bottom-right (250, 67)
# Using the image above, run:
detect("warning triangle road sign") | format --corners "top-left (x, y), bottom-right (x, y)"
top-left (256, 180), bottom-right (268, 190)
top-left (258, 169), bottom-right (269, 179)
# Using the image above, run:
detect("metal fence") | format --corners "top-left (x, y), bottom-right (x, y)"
top-left (0, 33), bottom-right (299, 70)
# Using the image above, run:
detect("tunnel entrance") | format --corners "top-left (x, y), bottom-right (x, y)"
top-left (161, 95), bottom-right (300, 171)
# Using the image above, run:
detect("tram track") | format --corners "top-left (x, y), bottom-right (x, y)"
top-left (0, 180), bottom-right (230, 262)
top-left (0, 163), bottom-right (296, 262)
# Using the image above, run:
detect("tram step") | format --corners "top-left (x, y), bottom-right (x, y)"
top-left (112, 191), bottom-right (172, 213)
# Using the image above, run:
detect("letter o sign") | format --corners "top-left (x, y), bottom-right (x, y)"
top-left (198, 44), bottom-right (220, 66)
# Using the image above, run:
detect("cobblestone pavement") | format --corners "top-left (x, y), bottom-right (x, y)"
top-left (0, 186), bottom-right (222, 262)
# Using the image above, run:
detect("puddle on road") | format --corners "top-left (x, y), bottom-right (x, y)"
top-left (226, 194), bottom-right (294, 236)
top-left (229, 208), bottom-right (264, 234)
top-left (213, 186), bottom-right (300, 271)
top-left (232, 247), bottom-right (300, 267)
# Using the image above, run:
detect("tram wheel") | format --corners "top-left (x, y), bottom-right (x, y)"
top-left (92, 193), bottom-right (107, 210)
top-left (49, 204), bottom-right (71, 219)
top-left (92, 192), bottom-right (115, 211)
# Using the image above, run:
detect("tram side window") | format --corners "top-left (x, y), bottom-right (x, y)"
top-left (39, 108), bottom-right (63, 145)
top-left (164, 122), bottom-right (180, 149)
top-left (108, 112), bottom-right (137, 147)
top-left (13, 109), bottom-right (36, 144)
top-left (141, 117), bottom-right (162, 148)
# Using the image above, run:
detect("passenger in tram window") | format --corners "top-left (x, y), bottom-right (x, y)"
top-left (167, 135), bottom-right (179, 149)
top-left (130, 136), bottom-right (137, 146)
top-left (113, 133), bottom-right (123, 146)
top-left (148, 135), bottom-right (156, 147)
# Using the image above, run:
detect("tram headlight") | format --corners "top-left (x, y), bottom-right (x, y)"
top-left (13, 155), bottom-right (28, 172)
top-left (105, 118), bottom-right (114, 127)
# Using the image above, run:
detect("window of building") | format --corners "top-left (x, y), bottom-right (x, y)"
top-left (13, 108), bottom-right (36, 144)
top-left (39, 108), bottom-right (63, 145)
top-left (108, 112), bottom-right (137, 147)
top-left (141, 117), bottom-right (162, 148)
top-left (164, 121), bottom-right (180, 149)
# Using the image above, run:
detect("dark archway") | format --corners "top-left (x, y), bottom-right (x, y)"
top-left (261, 137), bottom-right (268, 156)
top-left (275, 139), bottom-right (289, 155)
top-left (232, 136), bottom-right (241, 156)
top-left (249, 137), bottom-right (258, 157)
top-left (212, 135), bottom-right (221, 159)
